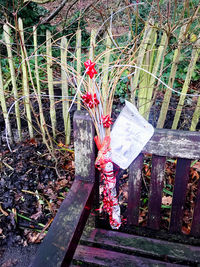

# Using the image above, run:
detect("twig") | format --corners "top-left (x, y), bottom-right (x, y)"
top-left (41, 0), bottom-right (78, 24)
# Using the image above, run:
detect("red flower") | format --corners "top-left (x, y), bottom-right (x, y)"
top-left (101, 115), bottom-right (113, 128)
top-left (82, 92), bottom-right (94, 108)
top-left (93, 93), bottom-right (99, 106)
top-left (82, 92), bottom-right (100, 109)
top-left (84, 59), bottom-right (97, 79)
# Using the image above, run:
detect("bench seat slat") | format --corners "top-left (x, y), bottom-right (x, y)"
top-left (73, 244), bottom-right (186, 267)
top-left (78, 228), bottom-right (200, 265)
top-left (128, 154), bottom-right (143, 225)
top-left (143, 129), bottom-right (200, 159)
top-left (148, 155), bottom-right (166, 230)
top-left (169, 158), bottom-right (191, 233)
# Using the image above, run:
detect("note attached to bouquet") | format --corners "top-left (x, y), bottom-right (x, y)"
top-left (111, 100), bottom-right (154, 169)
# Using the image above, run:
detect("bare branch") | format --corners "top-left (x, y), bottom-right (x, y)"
top-left (41, 0), bottom-right (78, 24)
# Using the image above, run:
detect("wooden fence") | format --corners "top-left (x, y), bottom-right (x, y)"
top-left (0, 18), bottom-right (199, 146)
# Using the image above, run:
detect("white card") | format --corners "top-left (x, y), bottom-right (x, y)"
top-left (111, 100), bottom-right (154, 169)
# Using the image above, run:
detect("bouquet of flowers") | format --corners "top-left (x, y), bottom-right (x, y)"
top-left (79, 59), bottom-right (154, 229)
top-left (81, 59), bottom-right (121, 229)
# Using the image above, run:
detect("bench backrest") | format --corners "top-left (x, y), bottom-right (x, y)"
top-left (73, 110), bottom-right (200, 238)
top-left (127, 129), bottom-right (200, 237)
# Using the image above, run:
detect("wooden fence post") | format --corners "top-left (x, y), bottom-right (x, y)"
top-left (46, 29), bottom-right (56, 138)
top-left (138, 27), bottom-right (157, 116)
top-left (76, 29), bottom-right (81, 110)
top-left (172, 35), bottom-right (200, 130)
top-left (157, 25), bottom-right (186, 128)
top-left (3, 23), bottom-right (22, 141)
top-left (145, 31), bottom-right (168, 120)
top-left (102, 32), bottom-right (112, 114)
top-left (0, 60), bottom-right (12, 141)
top-left (88, 29), bottom-right (96, 90)
top-left (61, 36), bottom-right (71, 145)
top-left (18, 18), bottom-right (33, 138)
top-left (33, 26), bottom-right (46, 142)
top-left (130, 20), bottom-right (153, 105)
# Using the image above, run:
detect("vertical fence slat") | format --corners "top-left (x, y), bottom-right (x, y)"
top-left (18, 18), bottom-right (33, 138)
top-left (190, 97), bottom-right (200, 131)
top-left (130, 20), bottom-right (153, 105)
top-left (139, 28), bottom-right (157, 116)
top-left (169, 158), bottom-right (191, 233)
top-left (88, 29), bottom-right (96, 90)
top-left (190, 179), bottom-right (200, 237)
top-left (33, 26), bottom-right (46, 142)
top-left (190, 35), bottom-right (200, 131)
top-left (102, 32), bottom-right (111, 114)
top-left (3, 23), bottom-right (22, 141)
top-left (46, 29), bottom-right (56, 138)
top-left (128, 154), bottom-right (144, 226)
top-left (76, 29), bottom-right (82, 110)
top-left (61, 36), bottom-right (71, 145)
top-left (172, 35), bottom-right (200, 130)
top-left (157, 25), bottom-right (186, 128)
top-left (147, 155), bottom-right (166, 230)
top-left (145, 31), bottom-right (168, 120)
top-left (0, 60), bottom-right (12, 141)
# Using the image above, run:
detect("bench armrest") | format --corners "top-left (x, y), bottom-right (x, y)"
top-left (31, 179), bottom-right (94, 267)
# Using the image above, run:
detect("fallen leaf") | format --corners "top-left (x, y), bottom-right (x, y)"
top-left (2, 259), bottom-right (18, 267)
top-left (0, 204), bottom-right (8, 216)
top-left (162, 196), bottom-right (172, 206)
top-left (192, 161), bottom-right (200, 171)
top-left (30, 211), bottom-right (42, 220)
top-left (182, 226), bottom-right (190, 235)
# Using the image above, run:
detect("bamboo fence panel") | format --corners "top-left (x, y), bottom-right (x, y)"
top-left (18, 18), bottom-right (33, 138)
top-left (172, 35), bottom-right (200, 130)
top-left (1, 18), bottom-right (200, 149)
top-left (33, 26), bottom-right (46, 142)
top-left (76, 29), bottom-right (81, 110)
top-left (102, 32), bottom-right (112, 114)
top-left (3, 23), bottom-right (22, 141)
top-left (0, 60), bottom-right (12, 141)
top-left (144, 31), bottom-right (168, 120)
top-left (130, 20), bottom-right (153, 104)
top-left (46, 29), bottom-right (56, 138)
top-left (138, 27), bottom-right (157, 116)
top-left (156, 25), bottom-right (186, 128)
top-left (61, 36), bottom-right (71, 145)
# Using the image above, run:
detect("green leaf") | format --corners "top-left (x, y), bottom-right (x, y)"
top-left (163, 188), bottom-right (173, 196)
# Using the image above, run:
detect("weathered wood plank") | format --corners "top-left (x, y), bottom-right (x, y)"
top-left (73, 244), bottom-right (186, 266)
top-left (143, 129), bottom-right (200, 159)
top-left (31, 180), bottom-right (94, 267)
top-left (128, 154), bottom-right (144, 226)
top-left (80, 228), bottom-right (200, 265)
top-left (73, 110), bottom-right (95, 182)
top-left (169, 158), bottom-right (191, 233)
top-left (190, 179), bottom-right (200, 237)
top-left (147, 155), bottom-right (166, 230)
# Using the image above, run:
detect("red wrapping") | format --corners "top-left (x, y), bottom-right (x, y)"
top-left (95, 136), bottom-right (121, 229)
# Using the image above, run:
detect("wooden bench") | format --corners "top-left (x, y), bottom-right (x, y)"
top-left (31, 110), bottom-right (200, 267)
